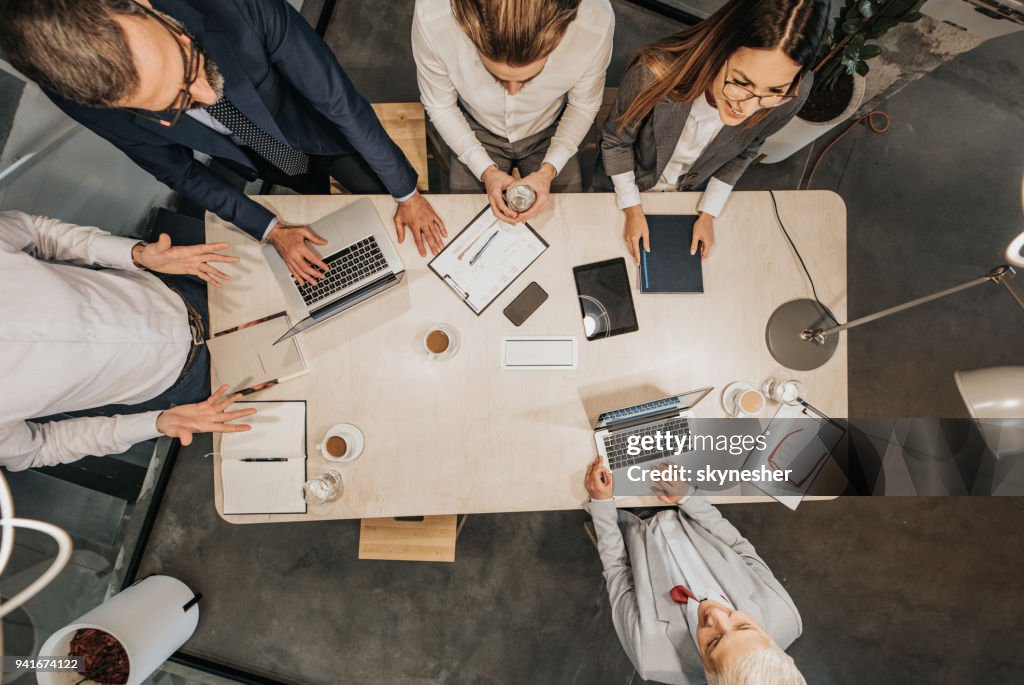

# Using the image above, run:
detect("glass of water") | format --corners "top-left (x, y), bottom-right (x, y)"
top-left (303, 469), bottom-right (343, 505)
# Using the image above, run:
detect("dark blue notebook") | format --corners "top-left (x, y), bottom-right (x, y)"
top-left (639, 215), bottom-right (704, 293)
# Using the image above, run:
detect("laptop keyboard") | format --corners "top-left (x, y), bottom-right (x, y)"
top-left (604, 416), bottom-right (692, 471)
top-left (294, 236), bottom-right (388, 306)
top-left (601, 397), bottom-right (680, 424)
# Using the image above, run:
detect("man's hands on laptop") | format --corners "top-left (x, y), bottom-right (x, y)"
top-left (267, 223), bottom-right (330, 285)
top-left (132, 233), bottom-right (239, 287)
top-left (394, 192), bottom-right (447, 257)
top-left (585, 455), bottom-right (614, 500)
top-left (156, 385), bottom-right (257, 446)
top-left (650, 461), bottom-right (691, 504)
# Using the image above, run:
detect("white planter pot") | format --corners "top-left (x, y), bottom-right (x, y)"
top-left (758, 73), bottom-right (866, 164)
top-left (37, 576), bottom-right (199, 685)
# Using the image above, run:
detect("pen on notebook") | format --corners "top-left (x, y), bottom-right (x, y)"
top-left (242, 458), bottom-right (287, 462)
top-left (469, 230), bottom-right (499, 266)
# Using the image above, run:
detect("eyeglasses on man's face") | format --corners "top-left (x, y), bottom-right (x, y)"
top-left (129, 5), bottom-right (202, 126)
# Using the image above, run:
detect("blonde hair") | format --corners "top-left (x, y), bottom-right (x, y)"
top-left (706, 646), bottom-right (807, 685)
top-left (450, 0), bottom-right (581, 66)
top-left (619, 0), bottom-right (829, 130)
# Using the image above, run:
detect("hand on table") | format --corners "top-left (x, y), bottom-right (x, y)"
top-left (692, 212), bottom-right (715, 260)
top-left (133, 233), bottom-right (239, 287)
top-left (156, 385), bottom-right (256, 447)
top-left (585, 455), bottom-right (614, 500)
top-left (267, 223), bottom-right (329, 285)
top-left (514, 163), bottom-right (557, 223)
top-left (394, 192), bottom-right (447, 257)
top-left (482, 165), bottom-right (519, 224)
top-left (623, 205), bottom-right (650, 265)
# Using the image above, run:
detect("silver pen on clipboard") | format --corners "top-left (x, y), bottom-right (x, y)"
top-left (469, 230), bottom-right (499, 265)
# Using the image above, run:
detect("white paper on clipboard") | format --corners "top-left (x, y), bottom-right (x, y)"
top-left (429, 207), bottom-right (548, 314)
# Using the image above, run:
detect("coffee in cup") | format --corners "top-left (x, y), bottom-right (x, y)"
top-left (422, 324), bottom-right (459, 360)
top-left (325, 435), bottom-right (348, 459)
top-left (738, 389), bottom-right (766, 415)
top-left (426, 329), bottom-right (450, 355)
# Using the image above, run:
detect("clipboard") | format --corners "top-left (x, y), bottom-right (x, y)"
top-left (428, 206), bottom-right (549, 315)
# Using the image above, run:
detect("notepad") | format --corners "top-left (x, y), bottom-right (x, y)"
top-left (639, 215), bottom-right (704, 293)
top-left (207, 312), bottom-right (309, 395)
top-left (221, 401), bottom-right (307, 515)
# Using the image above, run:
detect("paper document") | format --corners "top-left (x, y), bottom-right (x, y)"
top-left (429, 206), bottom-right (548, 314)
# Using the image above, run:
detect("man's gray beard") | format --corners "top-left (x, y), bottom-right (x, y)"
top-left (190, 57), bottom-right (225, 108)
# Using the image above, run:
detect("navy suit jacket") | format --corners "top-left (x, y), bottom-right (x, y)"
top-left (47, 0), bottom-right (418, 239)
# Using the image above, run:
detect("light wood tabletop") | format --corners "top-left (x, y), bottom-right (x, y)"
top-left (207, 191), bottom-right (847, 523)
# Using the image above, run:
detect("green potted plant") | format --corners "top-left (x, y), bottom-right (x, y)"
top-left (759, 0), bottom-right (926, 163)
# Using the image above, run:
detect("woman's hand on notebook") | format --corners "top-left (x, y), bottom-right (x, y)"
top-left (623, 205), bottom-right (650, 265)
top-left (156, 385), bottom-right (256, 446)
top-left (692, 213), bottom-right (715, 260)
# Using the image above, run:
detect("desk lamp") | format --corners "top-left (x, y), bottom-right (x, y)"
top-left (766, 230), bottom-right (1024, 370)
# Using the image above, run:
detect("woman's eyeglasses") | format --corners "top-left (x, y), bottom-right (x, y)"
top-left (128, 5), bottom-right (202, 126)
top-left (721, 61), bottom-right (796, 109)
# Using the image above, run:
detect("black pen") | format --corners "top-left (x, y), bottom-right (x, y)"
top-left (242, 458), bottom-right (287, 462)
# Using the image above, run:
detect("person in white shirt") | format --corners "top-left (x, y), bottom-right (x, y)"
top-left (583, 456), bottom-right (807, 684)
top-left (0, 211), bottom-right (257, 471)
top-left (413, 0), bottom-right (613, 223)
top-left (597, 0), bottom-right (829, 263)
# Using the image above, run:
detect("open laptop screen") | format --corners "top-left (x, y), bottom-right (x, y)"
top-left (596, 387), bottom-right (713, 429)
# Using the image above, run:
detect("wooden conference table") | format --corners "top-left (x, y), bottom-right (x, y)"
top-left (207, 191), bottom-right (847, 523)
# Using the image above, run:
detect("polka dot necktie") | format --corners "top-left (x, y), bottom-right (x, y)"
top-left (204, 98), bottom-right (309, 176)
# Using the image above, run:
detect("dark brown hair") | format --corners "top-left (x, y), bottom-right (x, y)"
top-left (450, 0), bottom-right (582, 67)
top-left (0, 0), bottom-right (150, 106)
top-left (619, 0), bottom-right (829, 129)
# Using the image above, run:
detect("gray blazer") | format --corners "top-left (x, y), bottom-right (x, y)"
top-left (587, 497), bottom-right (802, 684)
top-left (596, 62), bottom-right (813, 192)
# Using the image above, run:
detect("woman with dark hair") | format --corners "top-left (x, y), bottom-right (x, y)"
top-left (597, 0), bottom-right (830, 263)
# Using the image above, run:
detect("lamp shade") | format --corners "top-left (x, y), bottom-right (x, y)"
top-left (1007, 231), bottom-right (1024, 269)
top-left (955, 367), bottom-right (1024, 419)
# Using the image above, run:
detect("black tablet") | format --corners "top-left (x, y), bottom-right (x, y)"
top-left (572, 258), bottom-right (639, 340)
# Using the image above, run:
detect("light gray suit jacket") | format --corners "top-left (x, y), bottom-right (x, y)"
top-left (587, 498), bottom-right (802, 685)
top-left (595, 62), bottom-right (813, 193)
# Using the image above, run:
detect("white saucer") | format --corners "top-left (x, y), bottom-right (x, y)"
top-left (318, 423), bottom-right (365, 463)
top-left (721, 382), bottom-right (755, 417)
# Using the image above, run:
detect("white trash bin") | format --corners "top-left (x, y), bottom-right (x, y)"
top-left (38, 575), bottom-right (199, 685)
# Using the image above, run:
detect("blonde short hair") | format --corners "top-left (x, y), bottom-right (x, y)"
top-left (450, 0), bottom-right (581, 66)
top-left (706, 646), bottom-right (807, 685)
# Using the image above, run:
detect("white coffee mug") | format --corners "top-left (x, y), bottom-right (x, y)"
top-left (422, 324), bottom-right (460, 360)
top-left (317, 424), bottom-right (364, 463)
top-left (723, 383), bottom-right (766, 417)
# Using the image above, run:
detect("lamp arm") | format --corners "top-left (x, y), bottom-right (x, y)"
top-left (803, 266), bottom-right (1018, 343)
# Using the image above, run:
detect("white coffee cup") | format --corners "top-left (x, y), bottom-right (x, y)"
top-left (422, 324), bottom-right (460, 360)
top-left (723, 383), bottom-right (766, 417)
top-left (317, 423), bottom-right (364, 463)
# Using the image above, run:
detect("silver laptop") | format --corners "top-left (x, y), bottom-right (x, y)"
top-left (263, 199), bottom-right (405, 344)
top-left (593, 387), bottom-right (713, 472)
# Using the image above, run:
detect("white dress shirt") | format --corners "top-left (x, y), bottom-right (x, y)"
top-left (413, 0), bottom-right (614, 180)
top-left (611, 96), bottom-right (734, 217)
top-left (0, 211), bottom-right (192, 471)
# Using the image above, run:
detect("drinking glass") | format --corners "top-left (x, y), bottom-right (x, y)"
top-left (303, 470), bottom-right (343, 505)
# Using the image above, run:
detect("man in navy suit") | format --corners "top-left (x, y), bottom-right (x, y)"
top-left (0, 0), bottom-right (448, 283)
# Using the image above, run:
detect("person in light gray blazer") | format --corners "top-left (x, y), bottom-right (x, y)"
top-left (594, 0), bottom-right (830, 264)
top-left (584, 456), bottom-right (806, 684)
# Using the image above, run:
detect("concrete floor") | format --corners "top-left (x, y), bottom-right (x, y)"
top-left (139, 5), bottom-right (1024, 685)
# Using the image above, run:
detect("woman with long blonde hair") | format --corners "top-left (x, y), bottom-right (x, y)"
top-left (598, 0), bottom-right (829, 262)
